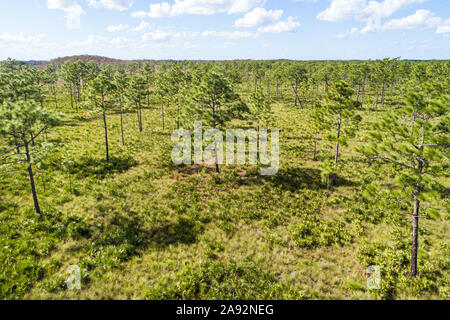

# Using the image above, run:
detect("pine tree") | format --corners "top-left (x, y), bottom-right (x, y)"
top-left (249, 87), bottom-right (272, 131)
top-left (359, 86), bottom-right (449, 277)
top-left (314, 81), bottom-right (361, 185)
top-left (85, 69), bottom-right (116, 162)
top-left (184, 72), bottom-right (249, 173)
top-left (113, 70), bottom-right (128, 145)
top-left (0, 100), bottom-right (60, 215)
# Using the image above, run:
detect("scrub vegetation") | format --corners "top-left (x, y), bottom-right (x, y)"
top-left (0, 57), bottom-right (448, 300)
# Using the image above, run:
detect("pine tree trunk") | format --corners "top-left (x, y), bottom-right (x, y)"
top-left (214, 140), bottom-right (220, 173)
top-left (119, 95), bottom-right (125, 146)
top-left (411, 194), bottom-right (420, 277)
top-left (381, 83), bottom-right (386, 109)
top-left (312, 87), bottom-right (316, 105)
top-left (75, 87), bottom-right (79, 113)
top-left (177, 105), bottom-right (180, 130)
top-left (162, 103), bottom-right (165, 130)
top-left (276, 79), bottom-right (279, 100)
top-left (53, 87), bottom-right (58, 109)
top-left (331, 106), bottom-right (342, 186)
top-left (136, 102), bottom-right (140, 130)
top-left (102, 110), bottom-right (109, 162)
top-left (30, 132), bottom-right (35, 147)
top-left (302, 90), bottom-right (306, 109)
top-left (361, 76), bottom-right (367, 104)
top-left (139, 104), bottom-right (143, 132)
top-left (375, 83), bottom-right (379, 109)
top-left (25, 140), bottom-right (41, 216)
top-left (70, 87), bottom-right (74, 111)
top-left (313, 132), bottom-right (318, 161)
top-left (138, 95), bottom-right (143, 132)
top-left (294, 83), bottom-right (298, 107)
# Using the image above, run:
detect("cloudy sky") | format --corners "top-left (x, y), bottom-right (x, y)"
top-left (0, 0), bottom-right (448, 60)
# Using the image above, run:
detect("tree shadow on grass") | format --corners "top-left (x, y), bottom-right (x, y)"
top-left (172, 164), bottom-right (217, 177)
top-left (284, 135), bottom-right (316, 141)
top-left (60, 119), bottom-right (80, 127)
top-left (74, 211), bottom-right (205, 275)
top-left (237, 166), bottom-right (358, 192)
top-left (145, 217), bottom-right (205, 249)
top-left (71, 155), bottom-right (137, 179)
top-left (148, 130), bottom-right (172, 137)
top-left (264, 167), bottom-right (325, 191)
top-left (98, 208), bottom-right (204, 250)
top-left (439, 187), bottom-right (450, 199)
top-left (70, 114), bottom-right (102, 123)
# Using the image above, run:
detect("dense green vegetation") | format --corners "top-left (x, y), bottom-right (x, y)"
top-left (0, 58), bottom-right (448, 300)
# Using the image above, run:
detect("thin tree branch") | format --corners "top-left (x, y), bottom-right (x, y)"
top-left (0, 145), bottom-right (24, 158)
top-left (0, 152), bottom-right (26, 162)
top-left (29, 126), bottom-right (48, 142)
top-left (0, 169), bottom-right (27, 174)
top-left (374, 154), bottom-right (416, 170)
top-left (0, 159), bottom-right (27, 166)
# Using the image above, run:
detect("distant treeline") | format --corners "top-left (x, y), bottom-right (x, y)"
top-left (9, 55), bottom-right (450, 69)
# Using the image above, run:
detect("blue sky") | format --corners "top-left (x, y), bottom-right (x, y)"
top-left (0, 0), bottom-right (448, 60)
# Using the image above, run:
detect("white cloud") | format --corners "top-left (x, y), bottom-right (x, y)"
top-left (338, 9), bottom-right (450, 36)
top-left (0, 32), bottom-right (59, 60)
top-left (46, 0), bottom-right (85, 29)
top-left (317, 0), bottom-right (426, 22)
top-left (436, 25), bottom-right (450, 34)
top-left (132, 0), bottom-right (265, 18)
top-left (86, 0), bottom-right (134, 11)
top-left (258, 17), bottom-right (300, 34)
top-left (67, 34), bottom-right (134, 48)
top-left (131, 21), bottom-right (152, 32)
top-left (106, 23), bottom-right (129, 32)
top-left (184, 42), bottom-right (198, 49)
top-left (47, 0), bottom-right (134, 29)
top-left (436, 19), bottom-right (450, 35)
top-left (337, 27), bottom-right (359, 38)
top-left (202, 30), bottom-right (254, 39)
top-left (142, 30), bottom-right (174, 42)
top-left (317, 0), bottom-right (366, 22)
top-left (317, 0), bottom-right (427, 34)
top-left (0, 32), bottom-right (47, 44)
top-left (233, 7), bottom-right (300, 34)
top-left (110, 37), bottom-right (130, 47)
top-left (133, 2), bottom-right (172, 18)
top-left (383, 9), bottom-right (441, 30)
top-left (67, 34), bottom-right (109, 47)
top-left (317, 0), bottom-right (450, 36)
top-left (234, 7), bottom-right (283, 28)
top-left (142, 30), bottom-right (196, 42)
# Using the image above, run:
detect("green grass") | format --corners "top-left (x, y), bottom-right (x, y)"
top-left (0, 86), bottom-right (448, 300)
